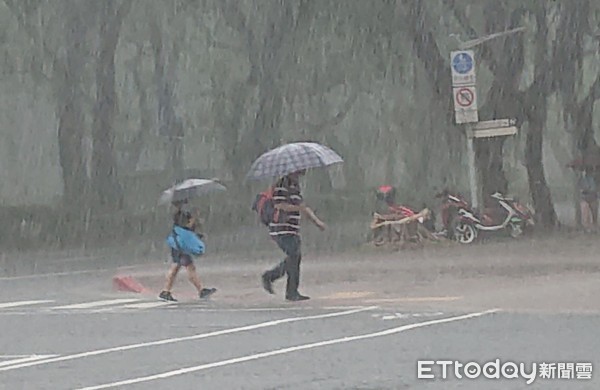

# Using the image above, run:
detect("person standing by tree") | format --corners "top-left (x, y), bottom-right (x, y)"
top-left (261, 170), bottom-right (326, 301)
top-left (579, 167), bottom-right (598, 233)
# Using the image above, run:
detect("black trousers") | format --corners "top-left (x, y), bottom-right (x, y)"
top-left (265, 234), bottom-right (302, 297)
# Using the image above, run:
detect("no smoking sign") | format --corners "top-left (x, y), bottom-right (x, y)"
top-left (452, 86), bottom-right (478, 124)
top-left (453, 86), bottom-right (478, 110)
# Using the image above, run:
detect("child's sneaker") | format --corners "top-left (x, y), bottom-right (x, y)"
top-left (159, 291), bottom-right (177, 302)
top-left (199, 288), bottom-right (217, 299)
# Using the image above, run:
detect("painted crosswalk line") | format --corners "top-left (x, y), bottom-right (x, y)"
top-left (0, 355), bottom-right (59, 368)
top-left (0, 298), bottom-right (199, 314)
top-left (50, 299), bottom-right (141, 310)
top-left (121, 301), bottom-right (174, 309)
top-left (371, 311), bottom-right (445, 320)
top-left (0, 300), bottom-right (54, 309)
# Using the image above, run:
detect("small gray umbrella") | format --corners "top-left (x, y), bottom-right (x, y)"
top-left (245, 142), bottom-right (344, 180)
top-left (159, 178), bottom-right (226, 205)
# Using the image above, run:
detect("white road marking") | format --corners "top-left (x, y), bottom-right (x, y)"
top-left (0, 265), bottom-right (143, 281)
top-left (0, 300), bottom-right (54, 309)
top-left (372, 312), bottom-right (445, 320)
top-left (50, 299), bottom-right (141, 310)
top-left (322, 306), bottom-right (368, 310)
top-left (321, 291), bottom-right (375, 299)
top-left (0, 306), bottom-right (377, 372)
top-left (364, 296), bottom-right (462, 303)
top-left (0, 355), bottom-right (58, 368)
top-left (170, 305), bottom-right (370, 313)
top-left (0, 312), bottom-right (35, 316)
top-left (383, 312), bottom-right (445, 320)
top-left (0, 269), bottom-right (97, 281)
top-left (89, 300), bottom-right (179, 313)
top-left (0, 355), bottom-right (29, 358)
top-left (76, 309), bottom-right (501, 390)
top-left (121, 302), bottom-right (174, 309)
top-left (87, 304), bottom-right (375, 314)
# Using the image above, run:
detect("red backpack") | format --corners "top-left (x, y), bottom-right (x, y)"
top-left (251, 187), bottom-right (280, 226)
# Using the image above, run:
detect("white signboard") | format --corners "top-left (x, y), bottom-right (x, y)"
top-left (472, 126), bottom-right (518, 138)
top-left (450, 50), bottom-right (477, 86)
top-left (455, 110), bottom-right (479, 125)
top-left (472, 119), bottom-right (517, 130)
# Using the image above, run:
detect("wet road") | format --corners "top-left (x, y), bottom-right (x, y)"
top-left (1, 236), bottom-right (599, 389)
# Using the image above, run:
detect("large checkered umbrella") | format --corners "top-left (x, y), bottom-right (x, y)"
top-left (158, 178), bottom-right (226, 205)
top-left (245, 142), bottom-right (344, 180)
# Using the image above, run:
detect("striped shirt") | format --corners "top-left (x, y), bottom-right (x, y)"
top-left (269, 176), bottom-right (303, 236)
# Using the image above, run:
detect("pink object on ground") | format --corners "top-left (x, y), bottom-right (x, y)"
top-left (112, 275), bottom-right (151, 294)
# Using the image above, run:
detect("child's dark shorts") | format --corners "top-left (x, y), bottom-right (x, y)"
top-left (171, 248), bottom-right (193, 267)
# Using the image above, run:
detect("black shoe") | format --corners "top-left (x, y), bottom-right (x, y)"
top-left (199, 288), bottom-right (217, 299)
top-left (261, 273), bottom-right (274, 294)
top-left (159, 291), bottom-right (177, 302)
top-left (286, 293), bottom-right (310, 302)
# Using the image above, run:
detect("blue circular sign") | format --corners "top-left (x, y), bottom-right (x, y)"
top-left (452, 52), bottom-right (473, 74)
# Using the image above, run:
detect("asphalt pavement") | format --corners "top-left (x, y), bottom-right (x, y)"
top-left (1, 235), bottom-right (599, 389)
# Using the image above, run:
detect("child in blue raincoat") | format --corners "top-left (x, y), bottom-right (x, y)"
top-left (159, 206), bottom-right (217, 302)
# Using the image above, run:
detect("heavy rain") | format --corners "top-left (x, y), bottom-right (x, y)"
top-left (1, 1), bottom-right (599, 389)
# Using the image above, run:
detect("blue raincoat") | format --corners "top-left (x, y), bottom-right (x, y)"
top-left (166, 226), bottom-right (205, 256)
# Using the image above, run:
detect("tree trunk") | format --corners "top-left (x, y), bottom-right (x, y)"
top-left (525, 106), bottom-right (557, 227)
top-left (233, 4), bottom-right (296, 182)
top-left (404, 0), bottom-right (453, 121)
top-left (57, 99), bottom-right (87, 210)
top-left (123, 45), bottom-right (153, 172)
top-left (473, 4), bottom-right (527, 202)
top-left (150, 18), bottom-right (184, 183)
top-left (55, 10), bottom-right (90, 213)
top-left (236, 86), bottom-right (285, 180)
top-left (521, 4), bottom-right (558, 227)
top-left (91, 0), bottom-right (130, 210)
top-left (475, 137), bottom-right (509, 205)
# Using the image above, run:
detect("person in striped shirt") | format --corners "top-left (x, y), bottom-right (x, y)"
top-left (261, 170), bottom-right (326, 301)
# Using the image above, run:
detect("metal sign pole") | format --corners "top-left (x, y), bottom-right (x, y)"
top-left (465, 124), bottom-right (479, 209)
top-left (451, 49), bottom-right (480, 209)
top-left (450, 38), bottom-right (522, 209)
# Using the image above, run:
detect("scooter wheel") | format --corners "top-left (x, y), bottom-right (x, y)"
top-left (454, 222), bottom-right (477, 244)
top-left (509, 222), bottom-right (523, 238)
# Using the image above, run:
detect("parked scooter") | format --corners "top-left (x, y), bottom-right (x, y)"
top-left (437, 190), bottom-right (534, 244)
top-left (436, 190), bottom-right (470, 240)
top-left (370, 186), bottom-right (438, 247)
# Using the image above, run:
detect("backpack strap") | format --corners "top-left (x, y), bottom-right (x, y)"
top-left (270, 184), bottom-right (281, 223)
